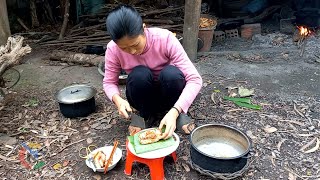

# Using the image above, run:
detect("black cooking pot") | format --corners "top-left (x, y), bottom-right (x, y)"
top-left (190, 124), bottom-right (251, 173)
top-left (55, 84), bottom-right (97, 118)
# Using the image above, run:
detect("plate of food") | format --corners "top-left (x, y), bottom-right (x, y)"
top-left (85, 146), bottom-right (122, 172)
top-left (128, 128), bottom-right (180, 159)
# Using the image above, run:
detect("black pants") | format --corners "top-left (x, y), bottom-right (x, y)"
top-left (126, 65), bottom-right (186, 120)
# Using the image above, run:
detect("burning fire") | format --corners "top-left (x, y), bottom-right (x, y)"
top-left (298, 26), bottom-right (311, 36)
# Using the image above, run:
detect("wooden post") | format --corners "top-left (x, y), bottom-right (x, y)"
top-left (182, 0), bottom-right (201, 61)
top-left (0, 0), bottom-right (11, 46)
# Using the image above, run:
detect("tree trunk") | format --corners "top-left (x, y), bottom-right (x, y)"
top-left (0, 0), bottom-right (11, 46)
top-left (183, 0), bottom-right (201, 61)
top-left (30, 0), bottom-right (39, 27)
top-left (59, 0), bottom-right (70, 40)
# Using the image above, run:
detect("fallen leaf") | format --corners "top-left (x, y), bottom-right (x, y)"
top-left (92, 175), bottom-right (101, 180)
top-left (304, 138), bottom-right (319, 154)
top-left (277, 139), bottom-right (286, 151)
top-left (30, 130), bottom-right (39, 134)
top-left (28, 142), bottom-right (41, 149)
top-left (86, 138), bottom-right (93, 144)
top-left (44, 140), bottom-right (50, 147)
top-left (263, 126), bottom-right (277, 133)
top-left (175, 163), bottom-right (182, 172)
top-left (210, 92), bottom-right (216, 104)
top-left (246, 130), bottom-right (257, 139)
top-left (238, 86), bottom-right (254, 97)
top-left (91, 123), bottom-right (100, 129)
top-left (270, 152), bottom-right (276, 166)
top-left (62, 160), bottom-right (69, 167)
top-left (33, 161), bottom-right (45, 170)
top-left (83, 126), bottom-right (89, 131)
top-left (300, 137), bottom-right (317, 152)
top-left (181, 163), bottom-right (190, 172)
top-left (288, 172), bottom-right (297, 180)
top-left (53, 163), bottom-right (62, 170)
top-left (181, 156), bottom-right (188, 161)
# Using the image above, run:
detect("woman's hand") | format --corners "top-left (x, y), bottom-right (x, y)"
top-left (159, 108), bottom-right (180, 139)
top-left (112, 94), bottom-right (132, 119)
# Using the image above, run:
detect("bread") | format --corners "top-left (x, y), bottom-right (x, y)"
top-left (138, 129), bottom-right (162, 145)
top-left (93, 151), bottom-right (106, 168)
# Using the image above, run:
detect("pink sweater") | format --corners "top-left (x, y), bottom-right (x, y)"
top-left (103, 28), bottom-right (202, 113)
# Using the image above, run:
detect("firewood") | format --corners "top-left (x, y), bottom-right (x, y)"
top-left (49, 50), bottom-right (103, 66)
top-left (143, 19), bottom-right (174, 24)
top-left (0, 36), bottom-right (31, 77)
top-left (141, 6), bottom-right (183, 16)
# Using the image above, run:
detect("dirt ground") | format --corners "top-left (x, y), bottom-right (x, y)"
top-left (0, 32), bottom-right (320, 180)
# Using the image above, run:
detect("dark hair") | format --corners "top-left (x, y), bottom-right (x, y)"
top-left (106, 5), bottom-right (144, 42)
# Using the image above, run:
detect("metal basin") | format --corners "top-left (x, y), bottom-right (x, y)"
top-left (190, 124), bottom-right (251, 173)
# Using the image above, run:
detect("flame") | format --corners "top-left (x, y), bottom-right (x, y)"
top-left (298, 26), bottom-right (311, 36)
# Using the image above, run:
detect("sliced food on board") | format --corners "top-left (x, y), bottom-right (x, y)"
top-left (138, 128), bottom-right (163, 145)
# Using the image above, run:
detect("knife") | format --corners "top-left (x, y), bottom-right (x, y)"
top-left (128, 112), bottom-right (146, 129)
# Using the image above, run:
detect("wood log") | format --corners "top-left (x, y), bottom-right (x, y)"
top-left (59, 0), bottom-right (70, 40)
top-left (141, 7), bottom-right (183, 16)
top-left (49, 50), bottom-right (103, 66)
top-left (0, 36), bottom-right (32, 77)
top-left (143, 19), bottom-right (174, 24)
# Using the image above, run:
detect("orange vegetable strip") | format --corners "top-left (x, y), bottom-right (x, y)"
top-left (104, 140), bottom-right (119, 174)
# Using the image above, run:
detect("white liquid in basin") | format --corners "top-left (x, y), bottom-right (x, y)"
top-left (196, 140), bottom-right (243, 158)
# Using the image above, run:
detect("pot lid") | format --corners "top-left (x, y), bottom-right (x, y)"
top-left (55, 84), bottom-right (97, 104)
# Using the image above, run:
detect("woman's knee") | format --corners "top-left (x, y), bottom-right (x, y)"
top-left (127, 65), bottom-right (153, 85)
top-left (159, 65), bottom-right (185, 82)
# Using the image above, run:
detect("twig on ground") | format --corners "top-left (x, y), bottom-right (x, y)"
top-left (284, 167), bottom-right (306, 180)
top-left (50, 138), bottom-right (85, 158)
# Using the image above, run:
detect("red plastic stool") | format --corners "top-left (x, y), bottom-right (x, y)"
top-left (124, 141), bottom-right (177, 180)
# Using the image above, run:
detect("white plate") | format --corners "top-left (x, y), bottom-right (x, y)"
top-left (85, 146), bottom-right (122, 172)
top-left (127, 129), bottom-right (180, 159)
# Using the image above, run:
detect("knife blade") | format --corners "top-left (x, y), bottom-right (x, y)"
top-left (129, 112), bottom-right (146, 129)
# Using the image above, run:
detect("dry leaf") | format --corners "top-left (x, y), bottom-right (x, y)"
top-left (263, 126), bottom-right (277, 133)
top-left (300, 137), bottom-right (317, 152)
top-left (270, 152), bottom-right (276, 166)
top-left (92, 175), bottom-right (101, 180)
top-left (45, 140), bottom-right (50, 147)
top-left (105, 124), bottom-right (113, 129)
top-left (304, 138), bottom-right (320, 154)
top-left (28, 142), bottom-right (41, 149)
top-left (175, 163), bottom-right (182, 172)
top-left (288, 172), bottom-right (297, 180)
top-left (181, 163), bottom-right (190, 172)
top-left (238, 86), bottom-right (254, 97)
top-left (211, 92), bottom-right (216, 104)
top-left (83, 126), bottom-right (89, 131)
top-left (277, 139), bottom-right (286, 151)
top-left (62, 160), bottom-right (69, 167)
top-left (246, 130), bottom-right (257, 139)
top-left (86, 138), bottom-right (93, 144)
top-left (53, 163), bottom-right (62, 170)
top-left (181, 156), bottom-right (188, 161)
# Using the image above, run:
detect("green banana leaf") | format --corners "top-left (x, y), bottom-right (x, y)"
top-left (127, 131), bottom-right (175, 154)
top-left (223, 96), bottom-right (251, 103)
top-left (234, 101), bottom-right (262, 110)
